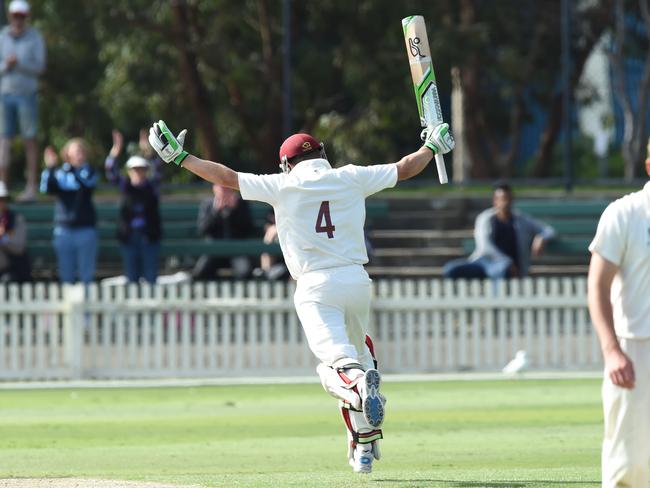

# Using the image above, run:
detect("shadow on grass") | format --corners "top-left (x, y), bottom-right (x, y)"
top-left (374, 480), bottom-right (599, 487)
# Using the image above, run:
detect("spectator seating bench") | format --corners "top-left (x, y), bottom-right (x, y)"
top-left (13, 198), bottom-right (390, 279)
top-left (461, 235), bottom-right (594, 256)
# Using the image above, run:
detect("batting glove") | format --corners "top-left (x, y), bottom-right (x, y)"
top-left (148, 120), bottom-right (189, 166)
top-left (421, 123), bottom-right (455, 155)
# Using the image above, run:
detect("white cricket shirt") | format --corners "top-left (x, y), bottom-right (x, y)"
top-left (589, 182), bottom-right (650, 338)
top-left (238, 158), bottom-right (398, 279)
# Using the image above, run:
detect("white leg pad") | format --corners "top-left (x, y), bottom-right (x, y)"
top-left (316, 362), bottom-right (364, 410)
top-left (342, 405), bottom-right (383, 462)
top-left (345, 404), bottom-right (381, 439)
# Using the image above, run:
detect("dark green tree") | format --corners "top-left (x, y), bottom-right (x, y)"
top-left (24, 0), bottom-right (628, 182)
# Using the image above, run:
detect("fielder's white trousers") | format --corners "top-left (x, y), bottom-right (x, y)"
top-left (294, 265), bottom-right (375, 371)
top-left (601, 337), bottom-right (650, 488)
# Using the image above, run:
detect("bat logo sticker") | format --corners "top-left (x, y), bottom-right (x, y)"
top-left (409, 37), bottom-right (423, 58)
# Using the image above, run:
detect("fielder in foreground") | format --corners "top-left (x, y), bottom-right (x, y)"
top-left (148, 120), bottom-right (454, 473)
top-left (587, 138), bottom-right (650, 488)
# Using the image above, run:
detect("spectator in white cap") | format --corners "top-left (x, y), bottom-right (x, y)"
top-left (0, 0), bottom-right (46, 202)
top-left (105, 129), bottom-right (162, 284)
top-left (0, 180), bottom-right (31, 281)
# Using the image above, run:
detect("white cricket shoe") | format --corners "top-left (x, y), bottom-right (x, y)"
top-left (358, 368), bottom-right (385, 428)
top-left (349, 444), bottom-right (374, 473)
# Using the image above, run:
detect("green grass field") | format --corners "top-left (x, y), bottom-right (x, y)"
top-left (0, 378), bottom-right (604, 487)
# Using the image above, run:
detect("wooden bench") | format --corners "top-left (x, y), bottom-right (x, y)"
top-left (461, 236), bottom-right (592, 256)
top-left (12, 198), bottom-right (390, 279)
top-left (457, 199), bottom-right (613, 275)
top-left (514, 200), bottom-right (610, 218)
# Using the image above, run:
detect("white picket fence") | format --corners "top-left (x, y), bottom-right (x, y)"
top-left (0, 277), bottom-right (601, 380)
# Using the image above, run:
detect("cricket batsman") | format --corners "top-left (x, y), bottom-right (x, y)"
top-left (148, 120), bottom-right (454, 473)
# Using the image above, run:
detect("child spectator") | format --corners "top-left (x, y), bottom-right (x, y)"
top-left (255, 211), bottom-right (289, 281)
top-left (39, 138), bottom-right (97, 283)
top-left (0, 180), bottom-right (31, 281)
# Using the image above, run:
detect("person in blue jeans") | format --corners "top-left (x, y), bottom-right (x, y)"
top-left (40, 138), bottom-right (97, 283)
top-left (105, 129), bottom-right (162, 284)
top-left (443, 182), bottom-right (555, 279)
top-left (0, 1), bottom-right (46, 202)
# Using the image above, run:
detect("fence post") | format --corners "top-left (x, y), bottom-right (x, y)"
top-left (63, 284), bottom-right (86, 379)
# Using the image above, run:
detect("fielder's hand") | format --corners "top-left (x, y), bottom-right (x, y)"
top-left (148, 120), bottom-right (189, 166)
top-left (421, 123), bottom-right (455, 155)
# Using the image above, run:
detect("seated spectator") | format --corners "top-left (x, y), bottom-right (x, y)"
top-left (444, 182), bottom-right (555, 279)
top-left (255, 212), bottom-right (370, 282)
top-left (256, 212), bottom-right (289, 281)
top-left (0, 181), bottom-right (31, 281)
top-left (39, 138), bottom-right (97, 284)
top-left (192, 184), bottom-right (255, 281)
top-left (106, 130), bottom-right (162, 284)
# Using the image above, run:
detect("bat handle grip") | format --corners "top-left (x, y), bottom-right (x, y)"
top-left (434, 153), bottom-right (448, 184)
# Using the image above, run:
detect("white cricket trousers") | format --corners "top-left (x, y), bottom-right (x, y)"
top-left (293, 265), bottom-right (375, 371)
top-left (601, 337), bottom-right (650, 488)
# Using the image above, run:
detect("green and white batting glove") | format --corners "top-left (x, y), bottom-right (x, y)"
top-left (421, 123), bottom-right (455, 155)
top-left (148, 120), bottom-right (189, 166)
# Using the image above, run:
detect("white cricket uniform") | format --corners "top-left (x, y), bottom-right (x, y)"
top-left (589, 182), bottom-right (650, 488)
top-left (238, 158), bottom-right (398, 370)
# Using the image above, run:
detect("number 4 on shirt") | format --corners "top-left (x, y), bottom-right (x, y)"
top-left (315, 201), bottom-right (336, 238)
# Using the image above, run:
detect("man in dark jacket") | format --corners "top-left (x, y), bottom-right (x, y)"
top-left (106, 130), bottom-right (162, 284)
top-left (192, 184), bottom-right (255, 280)
top-left (444, 182), bottom-right (555, 279)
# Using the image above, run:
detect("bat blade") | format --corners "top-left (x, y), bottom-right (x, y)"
top-left (402, 15), bottom-right (448, 184)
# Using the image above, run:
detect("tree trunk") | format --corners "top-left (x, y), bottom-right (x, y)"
top-left (254, 0), bottom-right (284, 173)
top-left (531, 0), bottom-right (615, 177)
top-left (620, 0), bottom-right (650, 179)
top-left (170, 1), bottom-right (220, 162)
top-left (608, 0), bottom-right (650, 181)
top-left (221, 0), bottom-right (283, 173)
top-left (457, 0), bottom-right (493, 179)
top-left (458, 0), bottom-right (555, 179)
top-left (460, 57), bottom-right (494, 179)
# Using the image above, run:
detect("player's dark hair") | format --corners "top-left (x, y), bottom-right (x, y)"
top-left (493, 181), bottom-right (512, 195)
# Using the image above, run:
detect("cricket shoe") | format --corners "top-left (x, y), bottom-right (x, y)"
top-left (359, 368), bottom-right (384, 428)
top-left (349, 444), bottom-right (374, 474)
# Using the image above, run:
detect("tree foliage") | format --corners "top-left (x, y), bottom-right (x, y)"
top-left (21, 0), bottom-right (643, 181)
top-left (607, 0), bottom-right (650, 181)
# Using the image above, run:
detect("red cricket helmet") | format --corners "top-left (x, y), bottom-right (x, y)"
top-left (278, 133), bottom-right (324, 173)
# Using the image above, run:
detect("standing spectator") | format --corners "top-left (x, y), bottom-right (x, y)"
top-left (443, 182), bottom-right (555, 279)
top-left (192, 184), bottom-right (255, 281)
top-left (105, 130), bottom-right (162, 284)
top-left (587, 139), bottom-right (650, 488)
top-left (0, 0), bottom-right (46, 201)
top-left (39, 139), bottom-right (97, 284)
top-left (0, 181), bottom-right (30, 281)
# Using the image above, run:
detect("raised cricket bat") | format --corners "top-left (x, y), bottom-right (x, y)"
top-left (402, 15), bottom-right (449, 184)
